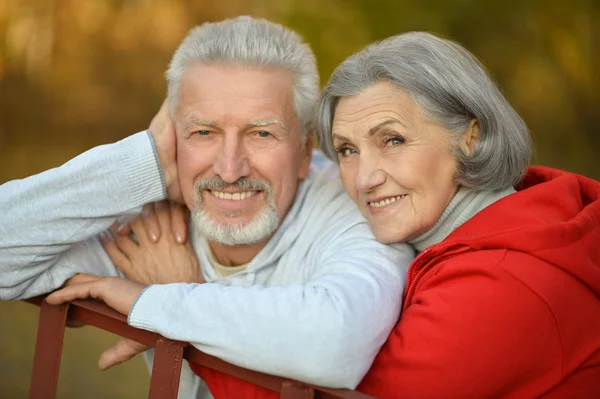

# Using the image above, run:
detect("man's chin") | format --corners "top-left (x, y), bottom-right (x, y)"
top-left (190, 207), bottom-right (280, 247)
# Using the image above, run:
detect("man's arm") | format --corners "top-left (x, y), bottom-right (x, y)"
top-left (130, 231), bottom-right (410, 389)
top-left (0, 131), bottom-right (166, 299)
top-left (47, 234), bottom-right (411, 389)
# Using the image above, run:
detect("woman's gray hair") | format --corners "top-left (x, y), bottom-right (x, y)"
top-left (167, 16), bottom-right (319, 138)
top-left (316, 32), bottom-right (531, 190)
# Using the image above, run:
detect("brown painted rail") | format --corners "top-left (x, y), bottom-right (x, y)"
top-left (25, 296), bottom-right (377, 399)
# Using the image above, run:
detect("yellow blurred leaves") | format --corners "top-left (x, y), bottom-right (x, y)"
top-left (0, 0), bottom-right (598, 182)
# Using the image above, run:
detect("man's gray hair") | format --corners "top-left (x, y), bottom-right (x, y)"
top-left (167, 16), bottom-right (319, 138)
top-left (315, 32), bottom-right (532, 190)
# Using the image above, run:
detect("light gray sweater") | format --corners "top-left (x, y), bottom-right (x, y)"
top-left (0, 131), bottom-right (413, 394)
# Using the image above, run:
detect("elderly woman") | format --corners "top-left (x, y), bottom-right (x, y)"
top-left (314, 31), bottom-right (600, 398)
top-left (195, 32), bottom-right (600, 398)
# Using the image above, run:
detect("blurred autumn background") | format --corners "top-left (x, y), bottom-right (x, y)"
top-left (0, 0), bottom-right (598, 397)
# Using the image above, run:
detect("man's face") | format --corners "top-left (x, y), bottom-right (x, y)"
top-left (175, 64), bottom-right (311, 246)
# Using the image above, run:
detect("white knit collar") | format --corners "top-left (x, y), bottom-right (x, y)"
top-left (409, 186), bottom-right (516, 253)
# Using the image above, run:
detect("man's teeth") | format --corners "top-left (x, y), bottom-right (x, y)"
top-left (369, 195), bottom-right (407, 208)
top-left (211, 191), bottom-right (257, 200)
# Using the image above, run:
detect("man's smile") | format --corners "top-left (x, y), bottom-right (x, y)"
top-left (203, 189), bottom-right (264, 212)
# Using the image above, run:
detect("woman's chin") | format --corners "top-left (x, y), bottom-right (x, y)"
top-left (372, 227), bottom-right (408, 244)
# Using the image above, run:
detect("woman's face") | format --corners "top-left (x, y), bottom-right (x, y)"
top-left (332, 81), bottom-right (460, 243)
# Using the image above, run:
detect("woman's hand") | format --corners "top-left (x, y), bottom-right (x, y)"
top-left (116, 200), bottom-right (189, 245)
top-left (101, 200), bottom-right (204, 285)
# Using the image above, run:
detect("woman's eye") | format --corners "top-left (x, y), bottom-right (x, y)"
top-left (335, 147), bottom-right (357, 157)
top-left (256, 131), bottom-right (271, 138)
top-left (386, 136), bottom-right (404, 146)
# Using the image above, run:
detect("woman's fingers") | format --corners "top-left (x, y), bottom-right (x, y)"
top-left (116, 204), bottom-right (161, 244)
top-left (113, 200), bottom-right (188, 246)
top-left (100, 231), bottom-right (130, 269)
top-left (140, 203), bottom-right (161, 242)
top-left (170, 201), bottom-right (189, 244)
top-left (153, 201), bottom-right (173, 240)
top-left (108, 223), bottom-right (139, 255)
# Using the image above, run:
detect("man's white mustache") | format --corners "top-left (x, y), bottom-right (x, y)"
top-left (194, 176), bottom-right (273, 194)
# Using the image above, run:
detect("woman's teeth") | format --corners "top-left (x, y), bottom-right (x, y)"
top-left (368, 194), bottom-right (407, 208)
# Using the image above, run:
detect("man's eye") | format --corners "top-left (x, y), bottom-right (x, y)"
top-left (256, 131), bottom-right (271, 138)
top-left (196, 130), bottom-right (210, 136)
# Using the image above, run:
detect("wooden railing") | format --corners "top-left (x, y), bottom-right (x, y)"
top-left (25, 297), bottom-right (377, 399)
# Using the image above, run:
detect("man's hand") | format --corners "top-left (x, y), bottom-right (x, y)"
top-left (98, 338), bottom-right (149, 370)
top-left (149, 99), bottom-right (182, 202)
top-left (102, 201), bottom-right (203, 285)
top-left (47, 276), bottom-right (149, 370)
top-left (46, 276), bottom-right (143, 317)
top-left (63, 273), bottom-right (102, 328)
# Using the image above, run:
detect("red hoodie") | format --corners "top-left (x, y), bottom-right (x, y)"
top-left (191, 166), bottom-right (600, 398)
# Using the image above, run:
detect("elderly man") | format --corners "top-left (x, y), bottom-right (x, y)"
top-left (0, 16), bottom-right (412, 398)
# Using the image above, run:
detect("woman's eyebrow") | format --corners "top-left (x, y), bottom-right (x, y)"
top-left (368, 119), bottom-right (406, 136)
top-left (332, 133), bottom-right (352, 142)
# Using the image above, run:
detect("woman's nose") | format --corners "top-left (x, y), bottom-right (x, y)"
top-left (355, 156), bottom-right (386, 193)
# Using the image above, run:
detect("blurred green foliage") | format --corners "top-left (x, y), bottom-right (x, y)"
top-left (0, 0), bottom-right (598, 397)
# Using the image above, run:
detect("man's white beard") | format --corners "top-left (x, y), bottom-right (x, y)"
top-left (191, 202), bottom-right (279, 246)
top-left (190, 176), bottom-right (280, 246)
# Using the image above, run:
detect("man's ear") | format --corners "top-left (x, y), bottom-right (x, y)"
top-left (459, 119), bottom-right (480, 157)
top-left (298, 134), bottom-right (314, 180)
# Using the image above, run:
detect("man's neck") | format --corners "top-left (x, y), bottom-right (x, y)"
top-left (208, 239), bottom-right (269, 266)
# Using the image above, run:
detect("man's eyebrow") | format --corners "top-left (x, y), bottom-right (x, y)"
top-left (248, 119), bottom-right (287, 130)
top-left (183, 119), bottom-right (215, 129)
top-left (368, 119), bottom-right (406, 136)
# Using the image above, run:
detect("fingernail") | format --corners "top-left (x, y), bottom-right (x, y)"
top-left (116, 224), bottom-right (124, 233)
top-left (99, 232), bottom-right (108, 242)
top-left (151, 233), bottom-right (158, 242)
top-left (176, 233), bottom-right (183, 244)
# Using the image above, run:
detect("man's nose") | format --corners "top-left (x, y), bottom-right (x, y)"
top-left (212, 135), bottom-right (251, 183)
top-left (355, 155), bottom-right (386, 193)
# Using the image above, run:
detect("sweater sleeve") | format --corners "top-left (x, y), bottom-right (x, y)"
top-left (128, 230), bottom-right (413, 389)
top-left (358, 251), bottom-right (562, 399)
top-left (0, 131), bottom-right (166, 300)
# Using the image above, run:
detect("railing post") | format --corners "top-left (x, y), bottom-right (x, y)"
top-left (29, 300), bottom-right (70, 399)
top-left (280, 381), bottom-right (315, 399)
top-left (148, 337), bottom-right (187, 399)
